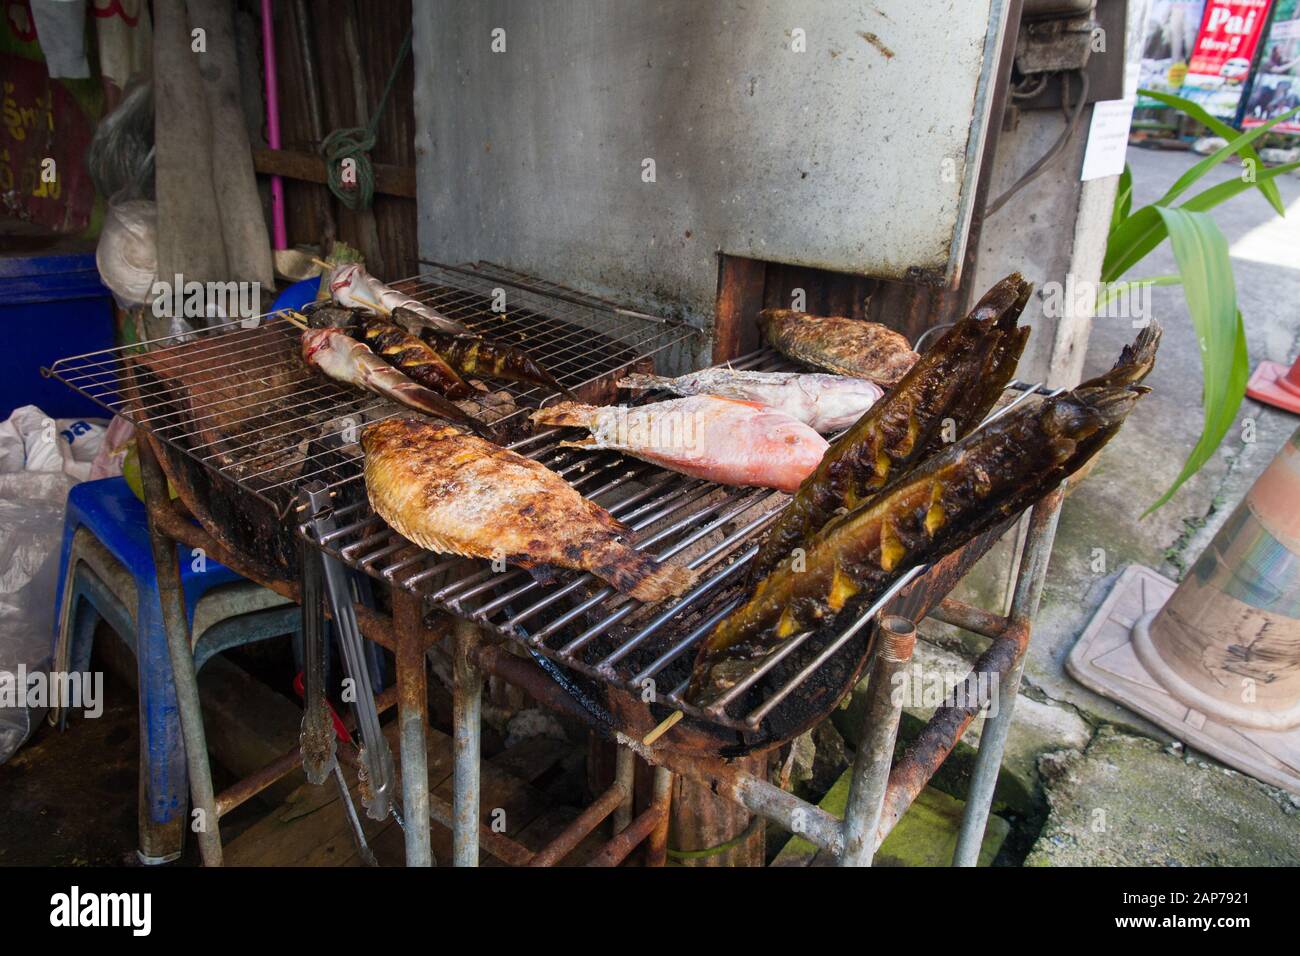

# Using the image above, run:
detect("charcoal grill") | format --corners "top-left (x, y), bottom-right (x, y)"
top-left (44, 262), bottom-right (1070, 869)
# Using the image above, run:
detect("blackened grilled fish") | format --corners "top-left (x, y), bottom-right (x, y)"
top-left (687, 380), bottom-right (1148, 706)
top-left (747, 274), bottom-right (1032, 583)
top-left (362, 418), bottom-right (698, 602)
top-left (355, 314), bottom-right (475, 399)
top-left (390, 308), bottom-right (575, 399)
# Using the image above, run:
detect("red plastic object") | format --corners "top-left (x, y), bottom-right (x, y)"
top-left (292, 671), bottom-right (354, 744)
top-left (1247, 357), bottom-right (1300, 415)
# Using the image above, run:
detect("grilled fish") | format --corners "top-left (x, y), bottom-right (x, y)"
top-left (617, 369), bottom-right (883, 434)
top-left (300, 327), bottom-right (490, 436)
top-left (391, 308), bottom-right (576, 399)
top-left (687, 381), bottom-right (1149, 706)
top-left (531, 396), bottom-right (829, 493)
top-left (747, 274), bottom-right (1032, 583)
top-left (362, 418), bottom-right (697, 602)
top-left (353, 314), bottom-right (474, 400)
top-left (329, 262), bottom-right (469, 335)
top-left (761, 310), bottom-right (918, 386)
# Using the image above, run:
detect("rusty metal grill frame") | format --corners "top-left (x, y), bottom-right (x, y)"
top-left (300, 346), bottom-right (1061, 734)
top-left (42, 261), bottom-right (700, 519)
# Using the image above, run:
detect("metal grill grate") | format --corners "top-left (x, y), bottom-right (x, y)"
top-left (300, 347), bottom-right (1062, 734)
top-left (43, 262), bottom-right (700, 518)
top-left (45, 266), bottom-right (1058, 736)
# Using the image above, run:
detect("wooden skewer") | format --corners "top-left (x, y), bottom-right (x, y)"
top-left (311, 257), bottom-right (333, 271)
top-left (641, 709), bottom-right (683, 746)
top-left (282, 311), bottom-right (309, 330)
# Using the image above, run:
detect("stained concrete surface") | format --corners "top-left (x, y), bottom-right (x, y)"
top-left (1026, 727), bottom-right (1300, 867)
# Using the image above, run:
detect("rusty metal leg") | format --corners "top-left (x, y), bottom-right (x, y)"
top-left (137, 437), bottom-right (223, 866)
top-left (394, 592), bottom-right (432, 867)
top-left (644, 766), bottom-right (673, 867)
top-left (452, 618), bottom-right (483, 867)
top-left (612, 745), bottom-right (635, 833)
top-left (838, 615), bottom-right (917, 867)
top-left (953, 487), bottom-right (1064, 867)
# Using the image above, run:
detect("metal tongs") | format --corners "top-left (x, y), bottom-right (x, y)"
top-left (299, 483), bottom-right (395, 823)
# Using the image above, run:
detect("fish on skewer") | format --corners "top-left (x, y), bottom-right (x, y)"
top-left (760, 310), bottom-right (919, 386)
top-left (687, 377), bottom-right (1151, 707)
top-left (362, 418), bottom-right (697, 602)
top-left (746, 273), bottom-right (1033, 584)
top-left (300, 327), bottom-right (492, 437)
top-left (616, 369), bottom-right (883, 434)
top-left (391, 308), bottom-right (576, 400)
top-left (352, 313), bottom-right (475, 399)
top-left (329, 262), bottom-right (469, 335)
top-left (531, 396), bottom-right (829, 493)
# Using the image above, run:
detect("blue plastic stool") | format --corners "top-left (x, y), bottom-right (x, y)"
top-left (50, 477), bottom-right (299, 863)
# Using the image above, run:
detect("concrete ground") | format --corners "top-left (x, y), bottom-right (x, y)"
top-left (919, 144), bottom-right (1300, 862)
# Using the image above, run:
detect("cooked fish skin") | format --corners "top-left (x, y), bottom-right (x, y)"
top-left (300, 327), bottom-right (491, 436)
top-left (357, 315), bottom-right (475, 400)
top-left (687, 383), bottom-right (1147, 706)
top-left (617, 369), bottom-right (883, 434)
top-left (531, 396), bottom-right (829, 493)
top-left (760, 310), bottom-right (918, 386)
top-left (362, 418), bottom-right (697, 602)
top-left (329, 262), bottom-right (469, 334)
top-left (393, 309), bottom-right (576, 400)
top-left (747, 273), bottom-right (1032, 583)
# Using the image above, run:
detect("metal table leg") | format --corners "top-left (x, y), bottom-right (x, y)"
top-left (838, 615), bottom-right (917, 867)
top-left (952, 486), bottom-right (1064, 866)
top-left (137, 438), bottom-right (224, 866)
top-left (394, 591), bottom-right (433, 867)
top-left (453, 618), bottom-right (484, 867)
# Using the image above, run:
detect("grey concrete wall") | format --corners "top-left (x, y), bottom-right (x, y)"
top-left (412, 0), bottom-right (1012, 326)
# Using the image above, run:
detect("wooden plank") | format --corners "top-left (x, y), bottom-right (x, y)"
top-left (252, 148), bottom-right (417, 199)
top-left (712, 255), bottom-right (767, 363)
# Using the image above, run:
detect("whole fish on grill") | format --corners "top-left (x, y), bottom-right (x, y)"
top-left (616, 369), bottom-right (883, 434)
top-left (531, 396), bottom-right (830, 493)
top-left (300, 327), bottom-right (491, 437)
top-left (761, 310), bottom-right (919, 386)
top-left (329, 262), bottom-right (469, 334)
top-left (362, 418), bottom-right (698, 602)
top-left (354, 314), bottom-right (475, 400)
top-left (747, 274), bottom-right (1033, 584)
top-left (687, 373), bottom-right (1153, 707)
top-left (390, 308), bottom-right (576, 399)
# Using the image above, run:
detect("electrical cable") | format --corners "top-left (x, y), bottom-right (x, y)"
top-left (985, 70), bottom-right (1091, 218)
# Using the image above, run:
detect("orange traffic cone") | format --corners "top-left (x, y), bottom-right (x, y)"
top-left (1132, 425), bottom-right (1300, 729)
top-left (1247, 355), bottom-right (1300, 415)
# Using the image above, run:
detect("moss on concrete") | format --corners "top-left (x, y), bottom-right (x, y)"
top-left (1026, 726), bottom-right (1300, 866)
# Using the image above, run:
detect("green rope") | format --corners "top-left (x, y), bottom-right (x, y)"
top-left (322, 27), bottom-right (413, 211)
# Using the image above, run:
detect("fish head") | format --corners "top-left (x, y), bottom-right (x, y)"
top-left (329, 263), bottom-right (363, 298)
top-left (301, 327), bottom-right (345, 364)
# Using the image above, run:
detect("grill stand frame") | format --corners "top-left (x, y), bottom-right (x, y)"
top-left (133, 424), bottom-right (1064, 866)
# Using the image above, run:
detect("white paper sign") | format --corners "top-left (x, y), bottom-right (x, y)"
top-left (1081, 98), bottom-right (1136, 182)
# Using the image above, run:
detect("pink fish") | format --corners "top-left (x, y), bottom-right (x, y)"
top-left (532, 396), bottom-right (829, 493)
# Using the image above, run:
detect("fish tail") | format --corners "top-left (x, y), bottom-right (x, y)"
top-left (531, 402), bottom-right (599, 428)
top-left (589, 542), bottom-right (698, 601)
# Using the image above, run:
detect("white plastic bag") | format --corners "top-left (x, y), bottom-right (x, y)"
top-left (0, 405), bottom-right (115, 762)
top-left (0, 405), bottom-right (107, 482)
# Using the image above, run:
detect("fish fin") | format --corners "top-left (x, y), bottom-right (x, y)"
top-left (531, 402), bottom-right (598, 427)
top-left (588, 543), bottom-right (698, 601)
top-left (616, 373), bottom-right (668, 391)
